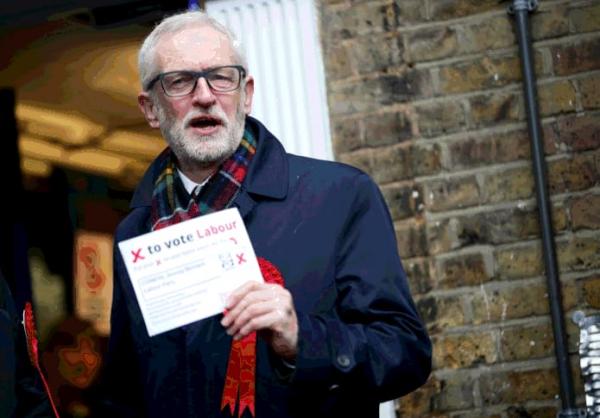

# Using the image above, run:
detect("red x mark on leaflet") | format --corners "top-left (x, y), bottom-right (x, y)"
top-left (131, 248), bottom-right (145, 263)
top-left (236, 253), bottom-right (246, 264)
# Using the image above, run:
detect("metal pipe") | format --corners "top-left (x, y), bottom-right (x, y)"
top-left (506, 1), bottom-right (584, 416)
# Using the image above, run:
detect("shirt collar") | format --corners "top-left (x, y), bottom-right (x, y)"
top-left (177, 168), bottom-right (212, 196)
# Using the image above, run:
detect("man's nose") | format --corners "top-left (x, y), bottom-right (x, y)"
top-left (191, 77), bottom-right (217, 107)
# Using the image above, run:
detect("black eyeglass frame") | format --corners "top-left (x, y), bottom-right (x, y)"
top-left (144, 65), bottom-right (247, 96)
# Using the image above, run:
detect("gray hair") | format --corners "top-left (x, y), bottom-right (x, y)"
top-left (138, 10), bottom-right (247, 90)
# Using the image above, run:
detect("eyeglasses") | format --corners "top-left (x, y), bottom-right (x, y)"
top-left (145, 65), bottom-right (246, 97)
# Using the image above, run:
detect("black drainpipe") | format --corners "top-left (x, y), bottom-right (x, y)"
top-left (504, 1), bottom-right (584, 417)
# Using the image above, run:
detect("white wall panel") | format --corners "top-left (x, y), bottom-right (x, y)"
top-left (206, 0), bottom-right (332, 160)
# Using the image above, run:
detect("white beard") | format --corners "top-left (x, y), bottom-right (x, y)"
top-left (157, 95), bottom-right (246, 167)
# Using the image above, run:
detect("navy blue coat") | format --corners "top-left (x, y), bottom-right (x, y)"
top-left (96, 117), bottom-right (431, 418)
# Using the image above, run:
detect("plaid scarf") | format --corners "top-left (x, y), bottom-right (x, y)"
top-left (150, 128), bottom-right (256, 231)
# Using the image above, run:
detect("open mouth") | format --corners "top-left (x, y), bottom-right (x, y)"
top-left (188, 115), bottom-right (223, 130)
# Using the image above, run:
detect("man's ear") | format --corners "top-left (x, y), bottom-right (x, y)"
top-left (242, 76), bottom-right (254, 115)
top-left (138, 92), bottom-right (160, 128)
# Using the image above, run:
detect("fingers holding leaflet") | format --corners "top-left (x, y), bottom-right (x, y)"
top-left (220, 281), bottom-right (298, 360)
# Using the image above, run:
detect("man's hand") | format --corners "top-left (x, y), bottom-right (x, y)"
top-left (221, 281), bottom-right (298, 360)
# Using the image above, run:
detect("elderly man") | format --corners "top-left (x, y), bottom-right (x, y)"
top-left (95, 10), bottom-right (431, 418)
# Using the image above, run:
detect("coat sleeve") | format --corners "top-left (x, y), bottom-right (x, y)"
top-left (291, 173), bottom-right (431, 401)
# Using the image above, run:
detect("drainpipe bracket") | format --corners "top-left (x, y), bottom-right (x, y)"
top-left (556, 409), bottom-right (586, 418)
top-left (503, 0), bottom-right (539, 15)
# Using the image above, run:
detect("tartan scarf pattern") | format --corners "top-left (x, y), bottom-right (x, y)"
top-left (150, 128), bottom-right (257, 231)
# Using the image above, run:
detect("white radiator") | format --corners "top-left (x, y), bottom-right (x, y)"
top-left (206, 0), bottom-right (333, 161)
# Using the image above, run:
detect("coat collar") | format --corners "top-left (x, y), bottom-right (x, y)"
top-left (129, 116), bottom-right (289, 209)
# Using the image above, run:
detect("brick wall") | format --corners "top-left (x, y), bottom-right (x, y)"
top-left (318, 0), bottom-right (600, 416)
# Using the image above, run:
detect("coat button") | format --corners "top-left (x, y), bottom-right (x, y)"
top-left (337, 354), bottom-right (351, 368)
